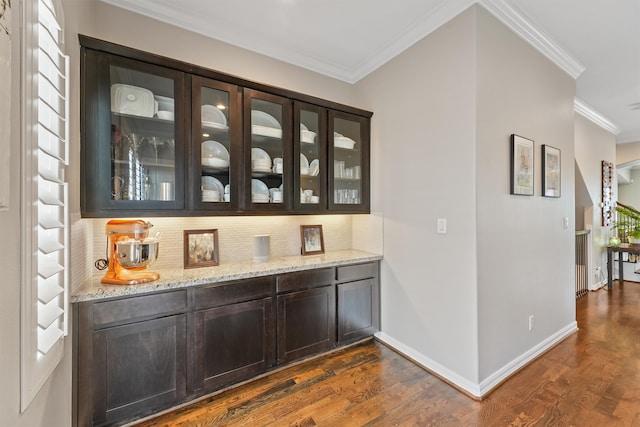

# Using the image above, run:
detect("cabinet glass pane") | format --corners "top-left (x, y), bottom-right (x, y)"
top-left (110, 66), bottom-right (176, 202)
top-left (300, 110), bottom-right (321, 205)
top-left (200, 87), bottom-right (231, 204)
top-left (251, 99), bottom-right (283, 204)
top-left (333, 118), bottom-right (362, 205)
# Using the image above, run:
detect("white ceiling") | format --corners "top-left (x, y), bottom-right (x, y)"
top-left (100, 0), bottom-right (640, 143)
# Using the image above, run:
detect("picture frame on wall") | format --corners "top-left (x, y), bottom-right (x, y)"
top-left (184, 229), bottom-right (219, 268)
top-left (510, 134), bottom-right (534, 196)
top-left (300, 225), bottom-right (324, 255)
top-left (541, 145), bottom-right (561, 197)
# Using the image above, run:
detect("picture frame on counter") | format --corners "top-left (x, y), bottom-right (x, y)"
top-left (510, 134), bottom-right (534, 196)
top-left (541, 144), bottom-right (561, 198)
top-left (300, 225), bottom-right (324, 255)
top-left (184, 229), bottom-right (219, 268)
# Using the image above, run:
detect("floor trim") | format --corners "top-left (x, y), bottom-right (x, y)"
top-left (375, 321), bottom-right (578, 399)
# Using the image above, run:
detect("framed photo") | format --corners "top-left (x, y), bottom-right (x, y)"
top-left (184, 229), bottom-right (219, 269)
top-left (510, 134), bottom-right (534, 196)
top-left (300, 225), bottom-right (325, 255)
top-left (541, 145), bottom-right (561, 197)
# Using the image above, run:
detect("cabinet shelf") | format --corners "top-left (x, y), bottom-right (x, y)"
top-left (114, 159), bottom-right (175, 169)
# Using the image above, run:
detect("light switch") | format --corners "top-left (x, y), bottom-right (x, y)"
top-left (563, 217), bottom-right (569, 229)
top-left (437, 218), bottom-right (447, 234)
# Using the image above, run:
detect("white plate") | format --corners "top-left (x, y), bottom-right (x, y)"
top-left (202, 176), bottom-right (224, 195)
top-left (300, 153), bottom-right (310, 175)
top-left (111, 84), bottom-right (155, 117)
top-left (251, 179), bottom-right (269, 196)
top-left (310, 159), bottom-right (319, 176)
top-left (252, 147), bottom-right (271, 163)
top-left (202, 157), bottom-right (229, 169)
top-left (201, 104), bottom-right (227, 127)
top-left (252, 110), bottom-right (281, 129)
top-left (334, 136), bottom-right (356, 149)
top-left (202, 121), bottom-right (229, 131)
top-left (252, 125), bottom-right (283, 138)
top-left (301, 130), bottom-right (316, 144)
top-left (202, 141), bottom-right (229, 170)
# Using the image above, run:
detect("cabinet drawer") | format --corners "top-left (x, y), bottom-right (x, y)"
top-left (277, 268), bottom-right (334, 294)
top-left (191, 277), bottom-right (274, 310)
top-left (92, 290), bottom-right (188, 328)
top-left (336, 262), bottom-right (378, 283)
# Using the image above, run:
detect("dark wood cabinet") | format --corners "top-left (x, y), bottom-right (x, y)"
top-left (80, 35), bottom-right (371, 217)
top-left (276, 269), bottom-right (336, 363)
top-left (75, 290), bottom-right (189, 426)
top-left (191, 278), bottom-right (276, 393)
top-left (336, 263), bottom-right (380, 344)
top-left (91, 315), bottom-right (187, 426)
top-left (74, 261), bottom-right (379, 426)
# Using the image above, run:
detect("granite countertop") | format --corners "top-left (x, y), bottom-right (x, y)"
top-left (72, 249), bottom-right (382, 303)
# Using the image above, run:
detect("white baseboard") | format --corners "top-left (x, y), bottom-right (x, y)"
top-left (375, 321), bottom-right (578, 399)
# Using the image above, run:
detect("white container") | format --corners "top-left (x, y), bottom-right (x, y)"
top-left (253, 235), bottom-right (270, 263)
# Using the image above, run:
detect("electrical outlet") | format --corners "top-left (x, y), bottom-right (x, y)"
top-left (595, 267), bottom-right (601, 279)
top-left (528, 315), bottom-right (534, 332)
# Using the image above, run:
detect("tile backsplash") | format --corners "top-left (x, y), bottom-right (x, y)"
top-left (88, 215), bottom-right (354, 272)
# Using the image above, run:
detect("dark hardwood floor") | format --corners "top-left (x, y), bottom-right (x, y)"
top-left (133, 281), bottom-right (640, 426)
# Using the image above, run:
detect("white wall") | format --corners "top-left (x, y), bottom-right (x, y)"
top-left (357, 7), bottom-right (480, 385)
top-left (574, 114), bottom-right (617, 278)
top-left (618, 169), bottom-right (640, 208)
top-left (475, 7), bottom-right (576, 383)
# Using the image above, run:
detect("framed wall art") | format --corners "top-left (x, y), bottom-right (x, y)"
top-left (541, 145), bottom-right (561, 198)
top-left (300, 225), bottom-right (324, 255)
top-left (510, 134), bottom-right (534, 196)
top-left (601, 160), bottom-right (614, 227)
top-left (184, 229), bottom-right (219, 268)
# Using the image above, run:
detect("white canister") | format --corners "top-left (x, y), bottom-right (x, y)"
top-left (253, 235), bottom-right (270, 263)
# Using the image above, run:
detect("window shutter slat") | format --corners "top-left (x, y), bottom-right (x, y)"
top-left (37, 322), bottom-right (64, 355)
top-left (38, 274), bottom-right (64, 303)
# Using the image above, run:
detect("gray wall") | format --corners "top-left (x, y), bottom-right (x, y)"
top-left (475, 7), bottom-right (576, 383)
top-left (358, 4), bottom-right (578, 393)
top-left (356, 7), bottom-right (480, 384)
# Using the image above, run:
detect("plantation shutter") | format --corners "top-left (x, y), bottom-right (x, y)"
top-left (21, 0), bottom-right (69, 411)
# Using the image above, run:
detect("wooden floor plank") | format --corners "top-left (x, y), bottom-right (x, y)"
top-left (133, 281), bottom-right (640, 427)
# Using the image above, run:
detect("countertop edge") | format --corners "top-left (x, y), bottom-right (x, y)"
top-left (72, 250), bottom-right (382, 303)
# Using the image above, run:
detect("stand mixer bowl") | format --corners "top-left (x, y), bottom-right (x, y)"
top-left (116, 238), bottom-right (159, 268)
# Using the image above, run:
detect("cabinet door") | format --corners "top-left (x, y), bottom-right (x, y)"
top-left (243, 89), bottom-right (293, 211)
top-left (328, 111), bottom-right (370, 212)
top-left (81, 49), bottom-right (187, 216)
top-left (277, 285), bottom-right (336, 363)
top-left (190, 76), bottom-right (242, 211)
top-left (337, 278), bottom-right (377, 343)
top-left (294, 102), bottom-right (327, 211)
top-left (193, 297), bottom-right (275, 393)
top-left (91, 315), bottom-right (187, 426)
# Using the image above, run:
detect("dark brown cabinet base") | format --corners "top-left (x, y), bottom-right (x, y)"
top-left (73, 261), bottom-right (379, 426)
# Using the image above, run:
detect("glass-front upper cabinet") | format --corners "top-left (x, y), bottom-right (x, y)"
top-left (81, 50), bottom-right (186, 216)
top-left (191, 76), bottom-right (241, 211)
top-left (243, 89), bottom-right (292, 211)
top-left (294, 102), bottom-right (327, 211)
top-left (329, 111), bottom-right (370, 212)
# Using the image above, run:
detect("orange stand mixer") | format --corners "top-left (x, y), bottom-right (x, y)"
top-left (101, 219), bottom-right (160, 285)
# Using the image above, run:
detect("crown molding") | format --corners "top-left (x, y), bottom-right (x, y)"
top-left (478, 0), bottom-right (585, 79)
top-left (574, 98), bottom-right (621, 136)
top-left (616, 133), bottom-right (640, 144)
